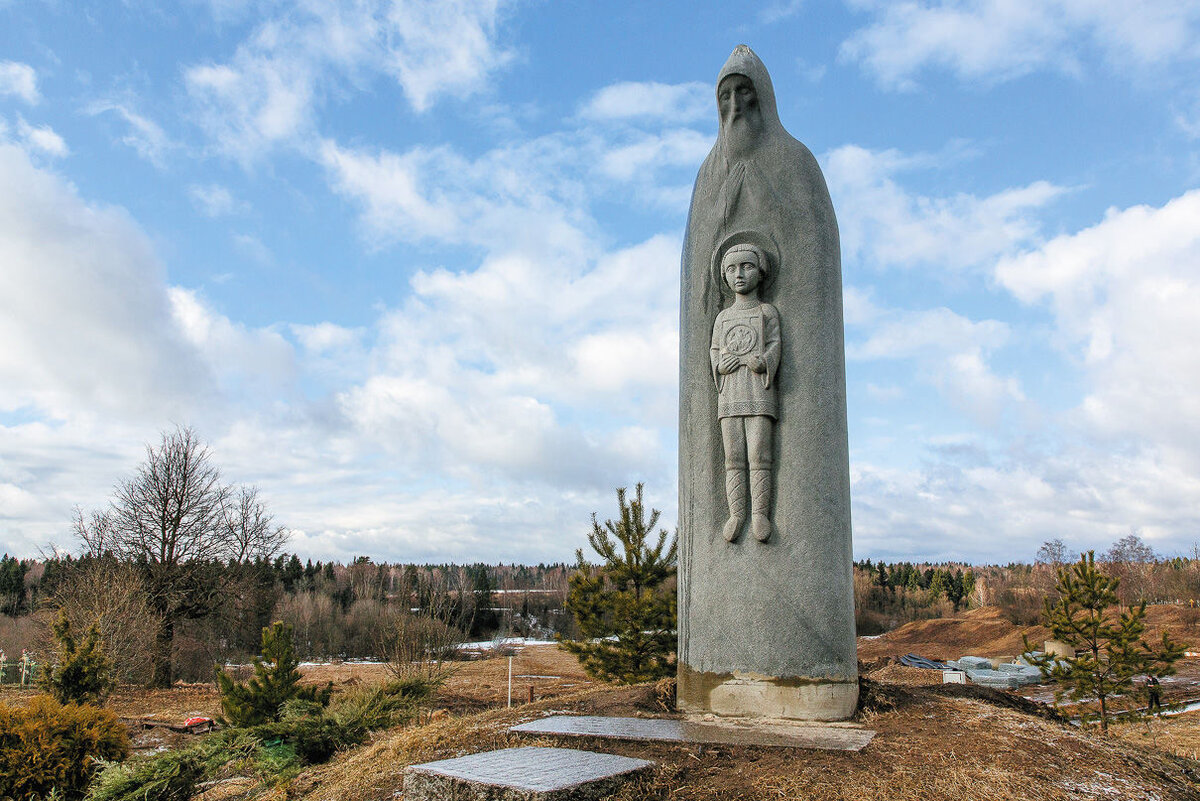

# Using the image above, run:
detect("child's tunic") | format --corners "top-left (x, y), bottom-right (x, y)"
top-left (710, 302), bottom-right (781, 419)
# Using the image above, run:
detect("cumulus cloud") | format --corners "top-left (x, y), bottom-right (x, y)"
top-left (186, 0), bottom-right (515, 161)
top-left (849, 306), bottom-right (1023, 424)
top-left (0, 61), bottom-right (39, 104)
top-left (0, 143), bottom-right (209, 420)
top-left (824, 143), bottom-right (1065, 272)
top-left (580, 81), bottom-right (711, 124)
top-left (12, 116), bottom-right (67, 157)
top-left (841, 0), bottom-right (1200, 89)
top-left (996, 189), bottom-right (1200, 466)
top-left (852, 188), bottom-right (1200, 562)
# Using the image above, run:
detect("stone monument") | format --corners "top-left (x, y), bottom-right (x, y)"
top-left (677, 45), bottom-right (858, 720)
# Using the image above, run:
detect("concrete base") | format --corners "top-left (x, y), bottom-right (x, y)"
top-left (402, 746), bottom-right (653, 801)
top-left (511, 714), bottom-right (875, 752)
top-left (678, 669), bottom-right (858, 721)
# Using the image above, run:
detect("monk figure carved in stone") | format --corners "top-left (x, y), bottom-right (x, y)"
top-left (710, 241), bottom-right (780, 543)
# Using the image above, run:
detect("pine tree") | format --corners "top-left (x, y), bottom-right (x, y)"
top-left (1024, 551), bottom-right (1186, 732)
top-left (42, 610), bottom-right (114, 705)
top-left (216, 621), bottom-right (331, 726)
top-left (561, 484), bottom-right (677, 684)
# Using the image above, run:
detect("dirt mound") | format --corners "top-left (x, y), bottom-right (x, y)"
top-left (857, 606), bottom-right (1045, 662)
top-left (864, 663), bottom-right (943, 686)
top-left (858, 603), bottom-right (1197, 663)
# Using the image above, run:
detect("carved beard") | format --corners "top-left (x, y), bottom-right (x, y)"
top-left (723, 113), bottom-right (764, 162)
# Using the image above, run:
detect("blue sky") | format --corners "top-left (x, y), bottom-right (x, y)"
top-left (3, 0), bottom-right (1200, 565)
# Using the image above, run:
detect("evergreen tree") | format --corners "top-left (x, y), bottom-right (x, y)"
top-left (0, 555), bottom-right (27, 616)
top-left (42, 610), bottom-right (114, 705)
top-left (216, 621), bottom-right (331, 726)
top-left (561, 484), bottom-right (677, 683)
top-left (1024, 551), bottom-right (1185, 732)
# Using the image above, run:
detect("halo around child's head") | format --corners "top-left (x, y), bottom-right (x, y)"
top-left (711, 230), bottom-right (779, 298)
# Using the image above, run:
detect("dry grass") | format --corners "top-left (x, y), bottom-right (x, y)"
top-left (1113, 711), bottom-right (1200, 761)
top-left (285, 676), bottom-right (1200, 801)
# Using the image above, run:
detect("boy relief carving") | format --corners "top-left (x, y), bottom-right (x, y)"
top-left (710, 241), bottom-right (780, 543)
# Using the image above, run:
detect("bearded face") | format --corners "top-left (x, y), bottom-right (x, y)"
top-left (718, 73), bottom-right (763, 158)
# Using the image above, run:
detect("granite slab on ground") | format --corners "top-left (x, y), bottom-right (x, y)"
top-left (510, 714), bottom-right (875, 751)
top-left (401, 746), bottom-right (654, 801)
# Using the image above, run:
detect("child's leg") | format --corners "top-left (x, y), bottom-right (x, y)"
top-left (720, 417), bottom-right (748, 542)
top-left (745, 416), bottom-right (774, 542)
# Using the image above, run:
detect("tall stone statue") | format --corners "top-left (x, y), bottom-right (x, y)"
top-left (678, 45), bottom-right (858, 720)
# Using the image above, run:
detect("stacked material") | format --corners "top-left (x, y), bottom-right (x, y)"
top-left (947, 655), bottom-right (1044, 688)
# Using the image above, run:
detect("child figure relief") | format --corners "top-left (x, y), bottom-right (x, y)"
top-left (711, 241), bottom-right (781, 543)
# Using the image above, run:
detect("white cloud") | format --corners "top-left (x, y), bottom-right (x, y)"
top-left (14, 116), bottom-right (67, 157)
top-left (759, 0), bottom-right (806, 24)
top-left (849, 306), bottom-right (1023, 423)
top-left (85, 101), bottom-right (174, 167)
top-left (291, 321), bottom-right (361, 354)
top-left (824, 144), bottom-right (1064, 272)
top-left (597, 129), bottom-right (713, 183)
top-left (169, 288), bottom-right (296, 400)
top-left (0, 61), bottom-right (39, 104)
top-left (187, 0), bottom-right (515, 161)
top-left (232, 232), bottom-right (274, 265)
top-left (996, 189), bottom-right (1200, 465)
top-left (580, 81), bottom-right (711, 124)
top-left (188, 183), bottom-right (239, 217)
top-left (850, 188), bottom-right (1200, 562)
top-left (318, 135), bottom-right (596, 257)
top-left (0, 143), bottom-right (208, 420)
top-left (841, 0), bottom-right (1200, 89)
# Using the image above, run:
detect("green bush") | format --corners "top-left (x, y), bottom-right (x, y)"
top-left (216, 621), bottom-right (331, 726)
top-left (88, 678), bottom-right (431, 800)
top-left (85, 748), bottom-right (206, 801)
top-left (0, 695), bottom-right (129, 800)
top-left (41, 611), bottom-right (114, 706)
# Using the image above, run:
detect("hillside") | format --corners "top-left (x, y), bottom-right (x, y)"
top-left (285, 678), bottom-right (1200, 801)
top-left (856, 603), bottom-right (1196, 663)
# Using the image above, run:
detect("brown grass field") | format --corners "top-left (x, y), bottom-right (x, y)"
top-left (6, 610), bottom-right (1200, 799)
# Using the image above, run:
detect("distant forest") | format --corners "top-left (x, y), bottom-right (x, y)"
top-left (2, 531), bottom-right (1195, 684)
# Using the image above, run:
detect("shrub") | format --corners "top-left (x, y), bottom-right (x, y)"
top-left (41, 611), bottom-right (114, 706)
top-left (0, 694), bottom-right (129, 800)
top-left (216, 621), bottom-right (331, 727)
top-left (86, 748), bottom-right (206, 801)
top-left (89, 679), bottom-right (429, 800)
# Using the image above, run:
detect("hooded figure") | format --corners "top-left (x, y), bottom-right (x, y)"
top-left (677, 45), bottom-right (857, 720)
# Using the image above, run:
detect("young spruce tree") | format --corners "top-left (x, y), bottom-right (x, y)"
top-left (216, 621), bottom-right (332, 726)
top-left (1024, 551), bottom-right (1185, 732)
top-left (41, 610), bottom-right (114, 705)
top-left (562, 484), bottom-right (678, 683)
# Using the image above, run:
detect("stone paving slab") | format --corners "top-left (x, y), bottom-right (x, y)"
top-left (511, 714), bottom-right (875, 752)
top-left (402, 746), bottom-right (654, 801)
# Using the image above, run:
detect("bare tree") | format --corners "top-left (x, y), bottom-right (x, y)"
top-left (75, 427), bottom-right (287, 687)
top-left (1036, 538), bottom-right (1070, 566)
top-left (46, 557), bottom-right (160, 684)
top-left (1102, 531), bottom-right (1158, 604)
top-left (222, 485), bottom-right (288, 563)
top-left (1103, 532), bottom-right (1157, 565)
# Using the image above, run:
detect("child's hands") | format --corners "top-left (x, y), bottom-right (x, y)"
top-left (718, 354), bottom-right (741, 374)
